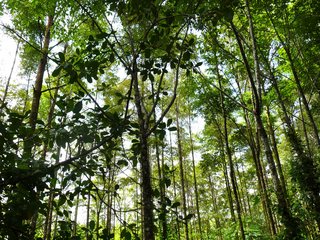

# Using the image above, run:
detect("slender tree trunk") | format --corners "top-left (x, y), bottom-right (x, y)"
top-left (208, 174), bottom-right (222, 240)
top-left (175, 100), bottom-right (189, 240)
top-left (269, 68), bottom-right (320, 230)
top-left (169, 131), bottom-right (181, 240)
top-left (298, 97), bottom-right (312, 157)
top-left (263, 87), bottom-right (287, 195)
top-left (235, 163), bottom-right (250, 216)
top-left (220, 94), bottom-right (245, 240)
top-left (221, 148), bottom-right (236, 223)
top-left (187, 106), bottom-right (202, 239)
top-left (72, 191), bottom-right (80, 237)
top-left (267, 10), bottom-right (320, 146)
top-left (24, 14), bottom-right (55, 158)
top-left (215, 57), bottom-right (245, 239)
top-left (43, 148), bottom-right (62, 240)
top-left (231, 20), bottom-right (298, 238)
top-left (243, 3), bottom-right (285, 231)
top-left (234, 74), bottom-right (277, 236)
top-left (43, 58), bottom-right (69, 238)
top-left (106, 154), bottom-right (116, 237)
top-left (86, 187), bottom-right (91, 240)
top-left (151, 83), bottom-right (167, 239)
top-left (1, 41), bottom-right (19, 108)
top-left (285, 47), bottom-right (320, 146)
top-left (96, 198), bottom-right (102, 240)
top-left (248, 113), bottom-right (277, 235)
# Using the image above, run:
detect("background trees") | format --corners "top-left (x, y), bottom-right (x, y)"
top-left (0, 0), bottom-right (319, 239)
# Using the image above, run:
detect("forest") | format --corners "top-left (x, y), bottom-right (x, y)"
top-left (0, 0), bottom-right (319, 239)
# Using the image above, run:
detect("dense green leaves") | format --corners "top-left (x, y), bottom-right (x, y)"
top-left (1, 0), bottom-right (320, 239)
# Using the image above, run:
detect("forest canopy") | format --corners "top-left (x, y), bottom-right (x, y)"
top-left (0, 0), bottom-right (320, 239)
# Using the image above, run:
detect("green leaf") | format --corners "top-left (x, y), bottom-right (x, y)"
top-left (171, 202), bottom-right (180, 208)
top-left (153, 189), bottom-right (160, 198)
top-left (168, 127), bottom-right (177, 131)
top-left (158, 122), bottom-right (166, 129)
top-left (89, 220), bottom-right (95, 230)
top-left (145, 48), bottom-right (151, 58)
top-left (149, 73), bottom-right (154, 81)
top-left (117, 159), bottom-right (128, 166)
top-left (58, 52), bottom-right (65, 62)
top-left (195, 62), bottom-right (203, 67)
top-left (109, 53), bottom-right (115, 63)
top-left (58, 195), bottom-right (66, 207)
top-left (52, 67), bottom-right (62, 77)
top-left (73, 101), bottom-right (83, 113)
top-left (120, 229), bottom-right (131, 240)
top-left (89, 35), bottom-right (94, 41)
top-left (165, 178), bottom-right (171, 187)
top-left (185, 213), bottom-right (194, 220)
top-left (223, 8), bottom-right (234, 22)
top-left (183, 51), bottom-right (191, 61)
top-left (159, 212), bottom-right (166, 221)
top-left (70, 70), bottom-right (78, 83)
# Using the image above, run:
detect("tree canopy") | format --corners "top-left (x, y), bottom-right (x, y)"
top-left (0, 0), bottom-right (320, 239)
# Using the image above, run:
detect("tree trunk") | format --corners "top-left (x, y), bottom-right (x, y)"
top-left (187, 105), bottom-right (203, 239)
top-left (231, 20), bottom-right (298, 238)
top-left (86, 184), bottom-right (91, 240)
top-left (298, 97), bottom-right (312, 157)
top-left (169, 131), bottom-right (181, 240)
top-left (1, 41), bottom-right (19, 108)
top-left (263, 84), bottom-right (287, 196)
top-left (132, 58), bottom-right (155, 240)
top-left (269, 67), bottom-right (320, 230)
top-left (219, 87), bottom-right (245, 240)
top-left (247, 111), bottom-right (277, 235)
top-left (221, 147), bottom-right (236, 223)
top-left (151, 82), bottom-right (167, 239)
top-left (234, 73), bottom-right (277, 236)
top-left (43, 57), bottom-right (68, 238)
top-left (175, 100), bottom-right (189, 240)
top-left (72, 192), bottom-right (80, 237)
top-left (284, 47), bottom-right (320, 146)
top-left (267, 11), bottom-right (320, 146)
top-left (24, 14), bottom-right (54, 158)
top-left (208, 174), bottom-right (223, 240)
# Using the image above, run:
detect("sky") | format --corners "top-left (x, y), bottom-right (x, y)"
top-left (0, 15), bottom-right (21, 91)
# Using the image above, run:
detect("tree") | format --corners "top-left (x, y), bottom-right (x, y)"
top-left (1, 0), bottom-right (320, 239)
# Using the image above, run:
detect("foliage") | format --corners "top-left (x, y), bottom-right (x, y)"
top-left (1, 0), bottom-right (320, 239)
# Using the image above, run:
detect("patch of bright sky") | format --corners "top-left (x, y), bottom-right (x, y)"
top-left (0, 15), bottom-right (21, 89)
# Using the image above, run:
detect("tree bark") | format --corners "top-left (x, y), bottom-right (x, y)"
top-left (234, 73), bottom-right (277, 236)
top-left (268, 67), bottom-right (320, 230)
top-left (187, 107), bottom-right (203, 239)
top-left (264, 88), bottom-right (287, 196)
top-left (267, 10), bottom-right (320, 146)
top-left (24, 14), bottom-right (54, 158)
top-left (169, 131), bottom-right (181, 240)
top-left (175, 100), bottom-right (189, 240)
top-left (231, 20), bottom-right (298, 238)
top-left (208, 174), bottom-right (223, 240)
top-left (132, 57), bottom-right (155, 240)
top-left (151, 82), bottom-right (167, 239)
top-left (218, 76), bottom-right (245, 240)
